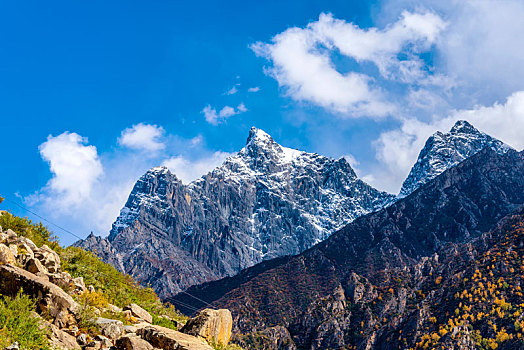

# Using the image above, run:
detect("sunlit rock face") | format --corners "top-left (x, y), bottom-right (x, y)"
top-left (76, 127), bottom-right (393, 298)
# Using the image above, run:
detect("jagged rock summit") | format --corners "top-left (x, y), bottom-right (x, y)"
top-left (399, 120), bottom-right (512, 197)
top-left (77, 127), bottom-right (394, 298)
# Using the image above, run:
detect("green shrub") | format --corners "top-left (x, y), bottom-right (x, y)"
top-left (61, 246), bottom-right (188, 322)
top-left (0, 207), bottom-right (187, 327)
top-left (0, 290), bottom-right (50, 350)
top-left (0, 211), bottom-right (60, 251)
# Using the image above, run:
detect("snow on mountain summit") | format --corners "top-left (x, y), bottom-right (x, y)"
top-left (79, 127), bottom-right (395, 297)
top-left (399, 120), bottom-right (512, 198)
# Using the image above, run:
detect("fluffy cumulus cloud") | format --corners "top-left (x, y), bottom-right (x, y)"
top-left (28, 132), bottom-right (135, 242)
top-left (29, 126), bottom-right (237, 243)
top-left (118, 123), bottom-right (165, 152)
top-left (38, 132), bottom-right (103, 205)
top-left (253, 0), bottom-right (524, 193)
top-left (252, 11), bottom-right (447, 117)
top-left (202, 103), bottom-right (248, 125)
top-left (162, 151), bottom-right (234, 184)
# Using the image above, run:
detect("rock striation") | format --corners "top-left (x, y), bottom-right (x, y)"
top-left (77, 127), bottom-right (394, 297)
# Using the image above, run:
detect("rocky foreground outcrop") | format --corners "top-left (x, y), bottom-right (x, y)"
top-left (0, 220), bottom-right (234, 349)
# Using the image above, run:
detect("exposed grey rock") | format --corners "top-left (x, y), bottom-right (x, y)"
top-left (26, 257), bottom-right (47, 274)
top-left (8, 244), bottom-right (17, 257)
top-left (76, 128), bottom-right (394, 297)
top-left (6, 341), bottom-right (19, 350)
top-left (94, 334), bottom-right (113, 348)
top-left (34, 244), bottom-right (61, 273)
top-left (181, 308), bottom-right (232, 346)
top-left (137, 325), bottom-right (213, 350)
top-left (48, 324), bottom-right (81, 349)
top-left (399, 120), bottom-right (511, 197)
top-left (0, 243), bottom-right (16, 265)
top-left (95, 317), bottom-right (124, 340)
top-left (123, 303), bottom-right (152, 323)
top-left (5, 229), bottom-right (18, 243)
top-left (0, 264), bottom-right (79, 327)
top-left (72, 276), bottom-right (86, 293)
top-left (15, 241), bottom-right (34, 266)
top-left (115, 334), bottom-right (154, 350)
top-left (77, 333), bottom-right (89, 346)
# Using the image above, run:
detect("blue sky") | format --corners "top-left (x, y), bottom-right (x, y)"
top-left (2, 0), bottom-right (524, 245)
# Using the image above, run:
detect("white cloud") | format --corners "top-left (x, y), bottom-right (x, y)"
top-left (162, 151), bottom-right (234, 183)
top-left (237, 102), bottom-right (248, 113)
top-left (202, 103), bottom-right (248, 125)
top-left (252, 11), bottom-right (447, 117)
top-left (28, 132), bottom-right (136, 244)
top-left (248, 87), bottom-right (261, 93)
top-left (28, 128), bottom-right (234, 244)
top-left (342, 154), bottom-right (359, 169)
top-left (118, 123), bottom-right (165, 152)
top-left (190, 135), bottom-right (203, 147)
top-left (373, 91), bottom-right (524, 193)
top-left (38, 132), bottom-right (103, 205)
top-left (225, 86), bottom-right (238, 95)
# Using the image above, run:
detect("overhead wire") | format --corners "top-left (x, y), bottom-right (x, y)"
top-left (2, 196), bottom-right (214, 312)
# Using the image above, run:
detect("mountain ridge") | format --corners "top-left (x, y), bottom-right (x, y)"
top-left (76, 127), bottom-right (394, 298)
top-left (170, 147), bottom-right (524, 349)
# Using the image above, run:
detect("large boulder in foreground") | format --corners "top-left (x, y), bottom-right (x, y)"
top-left (0, 264), bottom-right (79, 327)
top-left (138, 325), bottom-right (213, 350)
top-left (0, 243), bottom-right (16, 265)
top-left (123, 303), bottom-right (153, 323)
top-left (115, 334), bottom-right (154, 350)
top-left (181, 308), bottom-right (232, 346)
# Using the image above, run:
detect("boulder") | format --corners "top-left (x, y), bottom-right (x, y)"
top-left (0, 231), bottom-right (8, 244)
top-left (6, 342), bottom-right (19, 350)
top-left (72, 276), bottom-right (86, 293)
top-left (8, 244), bottom-right (17, 257)
top-left (94, 334), bottom-right (113, 348)
top-left (35, 312), bottom-right (81, 349)
top-left (0, 243), bottom-right (16, 265)
top-left (95, 317), bottom-right (124, 340)
top-left (48, 271), bottom-right (73, 290)
top-left (115, 334), bottom-right (154, 350)
top-left (123, 303), bottom-right (152, 323)
top-left (0, 264), bottom-right (79, 327)
top-left (16, 241), bottom-right (35, 266)
top-left (48, 324), bottom-right (81, 349)
top-left (34, 244), bottom-right (61, 273)
top-left (106, 303), bottom-right (122, 314)
top-left (5, 229), bottom-right (18, 243)
top-left (18, 236), bottom-right (38, 251)
top-left (181, 308), bottom-right (232, 346)
top-left (137, 325), bottom-right (213, 350)
top-left (26, 257), bottom-right (48, 274)
top-left (77, 333), bottom-right (89, 346)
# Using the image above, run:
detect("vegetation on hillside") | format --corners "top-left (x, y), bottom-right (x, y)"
top-left (413, 218), bottom-right (524, 350)
top-left (0, 291), bottom-right (50, 350)
top-left (0, 206), bottom-right (187, 339)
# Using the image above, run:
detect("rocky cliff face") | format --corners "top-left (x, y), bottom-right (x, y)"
top-left (171, 148), bottom-right (524, 349)
top-left (399, 120), bottom-right (511, 197)
top-left (77, 128), bottom-right (394, 297)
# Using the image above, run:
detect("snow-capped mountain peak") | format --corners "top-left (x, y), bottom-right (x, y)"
top-left (399, 120), bottom-right (512, 198)
top-left (81, 127), bottom-right (395, 297)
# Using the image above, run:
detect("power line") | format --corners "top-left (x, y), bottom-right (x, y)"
top-left (3, 197), bottom-right (84, 241)
top-left (178, 290), bottom-right (214, 308)
top-left (2, 196), bottom-right (213, 312)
